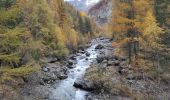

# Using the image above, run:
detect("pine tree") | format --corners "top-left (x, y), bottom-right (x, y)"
top-left (78, 15), bottom-right (86, 34)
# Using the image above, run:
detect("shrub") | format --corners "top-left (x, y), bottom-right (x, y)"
top-left (85, 65), bottom-right (133, 97)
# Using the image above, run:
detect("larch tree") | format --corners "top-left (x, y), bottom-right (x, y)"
top-left (111, 0), bottom-right (152, 64)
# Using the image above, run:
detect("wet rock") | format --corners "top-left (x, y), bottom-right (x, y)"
top-left (58, 74), bottom-right (68, 80)
top-left (69, 54), bottom-right (77, 60)
top-left (67, 65), bottom-right (75, 69)
top-left (78, 45), bottom-right (85, 51)
top-left (53, 71), bottom-right (68, 80)
top-left (68, 60), bottom-right (74, 66)
top-left (78, 50), bottom-right (86, 54)
top-left (95, 44), bottom-right (105, 49)
top-left (79, 56), bottom-right (86, 60)
top-left (77, 69), bottom-right (81, 72)
top-left (85, 58), bottom-right (88, 60)
top-left (86, 52), bottom-right (90, 57)
top-left (73, 79), bottom-right (93, 91)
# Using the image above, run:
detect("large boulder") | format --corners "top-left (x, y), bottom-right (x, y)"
top-left (95, 44), bottom-right (105, 49)
top-left (96, 55), bottom-right (109, 63)
top-left (73, 78), bottom-right (93, 91)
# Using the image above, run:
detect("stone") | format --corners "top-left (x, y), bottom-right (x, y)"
top-left (95, 44), bottom-right (105, 49)
top-left (42, 67), bottom-right (50, 72)
top-left (67, 65), bottom-right (75, 69)
top-left (68, 60), bottom-right (74, 66)
top-left (58, 74), bottom-right (68, 80)
top-left (69, 54), bottom-right (77, 60)
top-left (85, 52), bottom-right (90, 57)
top-left (73, 79), bottom-right (93, 91)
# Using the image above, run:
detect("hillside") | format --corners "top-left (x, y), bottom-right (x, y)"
top-left (88, 0), bottom-right (112, 25)
top-left (0, 0), bottom-right (170, 100)
top-left (0, 0), bottom-right (95, 99)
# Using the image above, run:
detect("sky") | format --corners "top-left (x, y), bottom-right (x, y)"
top-left (64, 0), bottom-right (100, 6)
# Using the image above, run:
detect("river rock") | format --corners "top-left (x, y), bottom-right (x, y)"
top-left (68, 60), bottom-right (74, 66)
top-left (79, 55), bottom-right (86, 60)
top-left (95, 44), bottom-right (105, 49)
top-left (85, 52), bottom-right (90, 57)
top-left (67, 65), bottom-right (76, 69)
top-left (58, 74), bottom-right (68, 80)
top-left (41, 72), bottom-right (58, 84)
top-left (69, 54), bottom-right (77, 60)
top-left (53, 71), bottom-right (68, 80)
top-left (78, 46), bottom-right (85, 50)
top-left (73, 79), bottom-right (93, 91)
top-left (78, 50), bottom-right (86, 54)
top-left (96, 55), bottom-right (110, 63)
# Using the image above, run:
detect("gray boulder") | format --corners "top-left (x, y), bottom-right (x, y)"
top-left (73, 78), bottom-right (93, 91)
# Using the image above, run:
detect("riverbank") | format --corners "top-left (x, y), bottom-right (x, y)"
top-left (73, 38), bottom-right (170, 100)
top-left (1, 37), bottom-right (169, 100)
top-left (0, 37), bottom-right (107, 100)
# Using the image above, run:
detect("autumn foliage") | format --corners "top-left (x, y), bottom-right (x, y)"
top-left (111, 0), bottom-right (164, 64)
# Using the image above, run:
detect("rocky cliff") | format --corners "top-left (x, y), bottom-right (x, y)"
top-left (88, 0), bottom-right (112, 25)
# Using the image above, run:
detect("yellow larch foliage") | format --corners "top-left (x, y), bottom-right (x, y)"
top-left (142, 10), bottom-right (164, 48)
top-left (67, 29), bottom-right (79, 48)
top-left (80, 12), bottom-right (86, 17)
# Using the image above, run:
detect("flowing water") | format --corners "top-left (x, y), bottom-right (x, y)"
top-left (50, 39), bottom-right (99, 100)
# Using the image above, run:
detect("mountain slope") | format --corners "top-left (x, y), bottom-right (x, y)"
top-left (88, 0), bottom-right (112, 25)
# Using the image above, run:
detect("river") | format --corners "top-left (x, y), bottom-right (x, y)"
top-left (50, 39), bottom-right (101, 100)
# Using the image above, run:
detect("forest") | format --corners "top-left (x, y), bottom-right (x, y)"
top-left (0, 0), bottom-right (170, 100)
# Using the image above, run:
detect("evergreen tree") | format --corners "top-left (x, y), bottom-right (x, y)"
top-left (84, 17), bottom-right (92, 34)
top-left (78, 15), bottom-right (86, 34)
